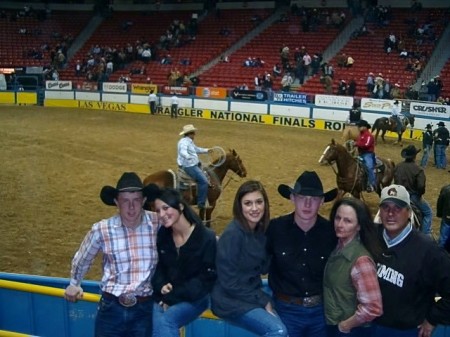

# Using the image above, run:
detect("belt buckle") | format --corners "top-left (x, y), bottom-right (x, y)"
top-left (303, 296), bottom-right (319, 307)
top-left (118, 293), bottom-right (137, 307)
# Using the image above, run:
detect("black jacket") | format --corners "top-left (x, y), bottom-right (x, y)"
top-left (151, 223), bottom-right (217, 305)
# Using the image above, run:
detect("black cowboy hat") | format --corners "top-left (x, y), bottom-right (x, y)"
top-left (356, 120), bottom-right (371, 129)
top-left (401, 145), bottom-right (421, 159)
top-left (437, 121), bottom-right (445, 127)
top-left (100, 172), bottom-right (158, 206)
top-left (278, 171), bottom-right (338, 202)
top-left (425, 124), bottom-right (432, 129)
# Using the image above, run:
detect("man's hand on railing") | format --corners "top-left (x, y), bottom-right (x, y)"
top-left (64, 285), bottom-right (84, 302)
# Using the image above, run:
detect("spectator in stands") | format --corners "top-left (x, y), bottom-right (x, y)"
top-left (366, 72), bottom-right (375, 93)
top-left (336, 53), bottom-right (347, 68)
top-left (75, 60), bottom-right (82, 77)
top-left (211, 181), bottom-right (288, 337)
top-left (390, 83), bottom-right (402, 99)
top-left (383, 79), bottom-right (392, 99)
top-left (337, 80), bottom-right (348, 96)
top-left (321, 62), bottom-right (334, 79)
top-left (273, 63), bottom-right (282, 78)
top-left (311, 54), bottom-right (321, 76)
top-left (281, 72), bottom-right (293, 92)
top-left (323, 75), bottom-right (333, 94)
top-left (348, 79), bottom-right (357, 97)
top-left (150, 186), bottom-right (217, 337)
top-left (345, 55), bottom-right (354, 68)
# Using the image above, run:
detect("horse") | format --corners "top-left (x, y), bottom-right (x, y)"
top-left (143, 149), bottom-right (247, 227)
top-left (371, 114), bottom-right (415, 145)
top-left (342, 124), bottom-right (360, 142)
top-left (318, 139), bottom-right (395, 199)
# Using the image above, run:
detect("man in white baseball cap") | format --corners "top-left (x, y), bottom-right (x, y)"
top-left (371, 184), bottom-right (450, 337)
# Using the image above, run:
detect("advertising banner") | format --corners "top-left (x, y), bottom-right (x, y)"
top-left (131, 83), bottom-right (158, 94)
top-left (273, 92), bottom-right (307, 104)
top-left (361, 98), bottom-right (399, 112)
top-left (195, 87), bottom-right (227, 99)
top-left (162, 86), bottom-right (189, 95)
top-left (231, 89), bottom-right (267, 101)
top-left (315, 94), bottom-right (353, 109)
top-left (410, 101), bottom-right (450, 119)
top-left (102, 82), bottom-right (127, 93)
top-left (46, 81), bottom-right (72, 90)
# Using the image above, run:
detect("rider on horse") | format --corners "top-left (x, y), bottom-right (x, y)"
top-left (390, 100), bottom-right (403, 139)
top-left (355, 120), bottom-right (376, 192)
top-left (177, 124), bottom-right (212, 210)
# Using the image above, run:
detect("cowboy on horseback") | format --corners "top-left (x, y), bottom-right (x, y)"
top-left (177, 124), bottom-right (212, 210)
top-left (390, 100), bottom-right (403, 143)
top-left (355, 120), bottom-right (376, 192)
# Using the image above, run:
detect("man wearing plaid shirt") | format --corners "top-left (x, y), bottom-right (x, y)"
top-left (64, 172), bottom-right (160, 337)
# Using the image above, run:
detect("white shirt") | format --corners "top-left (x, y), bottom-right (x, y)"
top-left (171, 95), bottom-right (178, 105)
top-left (148, 93), bottom-right (156, 103)
top-left (177, 137), bottom-right (208, 168)
top-left (392, 104), bottom-right (401, 116)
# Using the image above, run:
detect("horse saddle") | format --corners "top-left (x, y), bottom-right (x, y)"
top-left (177, 167), bottom-right (211, 190)
top-left (375, 157), bottom-right (385, 174)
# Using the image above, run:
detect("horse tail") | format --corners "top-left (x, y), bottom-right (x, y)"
top-left (168, 169), bottom-right (177, 189)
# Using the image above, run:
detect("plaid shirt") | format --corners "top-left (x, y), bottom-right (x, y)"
top-left (69, 210), bottom-right (159, 296)
top-left (351, 255), bottom-right (383, 323)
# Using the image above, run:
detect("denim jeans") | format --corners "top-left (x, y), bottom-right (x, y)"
top-left (226, 307), bottom-right (288, 337)
top-left (420, 145), bottom-right (431, 167)
top-left (152, 295), bottom-right (209, 337)
top-left (183, 165), bottom-right (208, 207)
top-left (326, 324), bottom-right (371, 337)
top-left (410, 194), bottom-right (433, 235)
top-left (171, 104), bottom-right (178, 118)
top-left (438, 219), bottom-right (450, 248)
top-left (274, 298), bottom-right (326, 337)
top-left (393, 116), bottom-right (403, 134)
top-left (435, 144), bottom-right (447, 169)
top-left (360, 153), bottom-right (376, 188)
top-left (94, 296), bottom-right (153, 337)
top-left (371, 323), bottom-right (418, 337)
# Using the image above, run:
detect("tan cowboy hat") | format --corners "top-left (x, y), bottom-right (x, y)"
top-left (179, 124), bottom-right (197, 136)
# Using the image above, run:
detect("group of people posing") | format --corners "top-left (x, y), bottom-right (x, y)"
top-left (64, 163), bottom-right (450, 337)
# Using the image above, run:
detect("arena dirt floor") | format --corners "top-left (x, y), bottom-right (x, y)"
top-left (0, 105), bottom-right (447, 281)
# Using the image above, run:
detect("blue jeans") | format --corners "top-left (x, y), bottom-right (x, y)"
top-left (94, 296), bottom-right (153, 337)
top-left (274, 298), bottom-right (326, 337)
top-left (438, 219), bottom-right (450, 248)
top-left (360, 153), bottom-right (376, 187)
top-left (435, 144), bottom-right (447, 169)
top-left (393, 116), bottom-right (403, 134)
top-left (420, 145), bottom-right (431, 167)
top-left (152, 295), bottom-right (209, 337)
top-left (183, 165), bottom-right (208, 207)
top-left (226, 307), bottom-right (288, 337)
top-left (371, 323), bottom-right (418, 337)
top-left (326, 324), bottom-right (371, 337)
top-left (410, 194), bottom-right (433, 235)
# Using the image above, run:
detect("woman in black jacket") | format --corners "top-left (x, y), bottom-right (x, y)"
top-left (150, 187), bottom-right (217, 337)
top-left (211, 180), bottom-right (287, 337)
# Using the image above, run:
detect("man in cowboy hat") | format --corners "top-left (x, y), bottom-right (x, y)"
top-left (64, 172), bottom-right (159, 337)
top-left (372, 184), bottom-right (450, 337)
top-left (355, 119), bottom-right (376, 192)
top-left (394, 145), bottom-right (433, 235)
top-left (420, 124), bottom-right (433, 168)
top-left (432, 121), bottom-right (449, 170)
top-left (390, 100), bottom-right (404, 143)
top-left (266, 171), bottom-right (338, 337)
top-left (177, 124), bottom-right (212, 210)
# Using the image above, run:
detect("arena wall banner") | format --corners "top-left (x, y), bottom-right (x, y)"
top-left (162, 86), bottom-right (189, 95)
top-left (315, 94), bottom-right (353, 109)
top-left (361, 98), bottom-right (400, 113)
top-left (410, 101), bottom-right (450, 119)
top-left (131, 83), bottom-right (158, 94)
top-left (273, 92), bottom-right (307, 104)
top-left (195, 87), bottom-right (227, 99)
top-left (102, 82), bottom-right (127, 93)
top-left (45, 80), bottom-right (72, 90)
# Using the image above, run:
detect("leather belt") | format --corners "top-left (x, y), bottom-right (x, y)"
top-left (274, 292), bottom-right (322, 307)
top-left (102, 292), bottom-right (152, 307)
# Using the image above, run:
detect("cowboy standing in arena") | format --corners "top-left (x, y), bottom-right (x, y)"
top-left (393, 145), bottom-right (433, 235)
top-left (177, 124), bottom-right (212, 210)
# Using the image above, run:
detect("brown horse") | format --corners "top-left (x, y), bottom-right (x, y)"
top-left (342, 124), bottom-right (359, 142)
top-left (372, 114), bottom-right (415, 145)
top-left (318, 139), bottom-right (395, 198)
top-left (143, 149), bottom-right (247, 227)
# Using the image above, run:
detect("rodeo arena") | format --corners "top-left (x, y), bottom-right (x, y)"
top-left (1, 0), bottom-right (450, 336)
